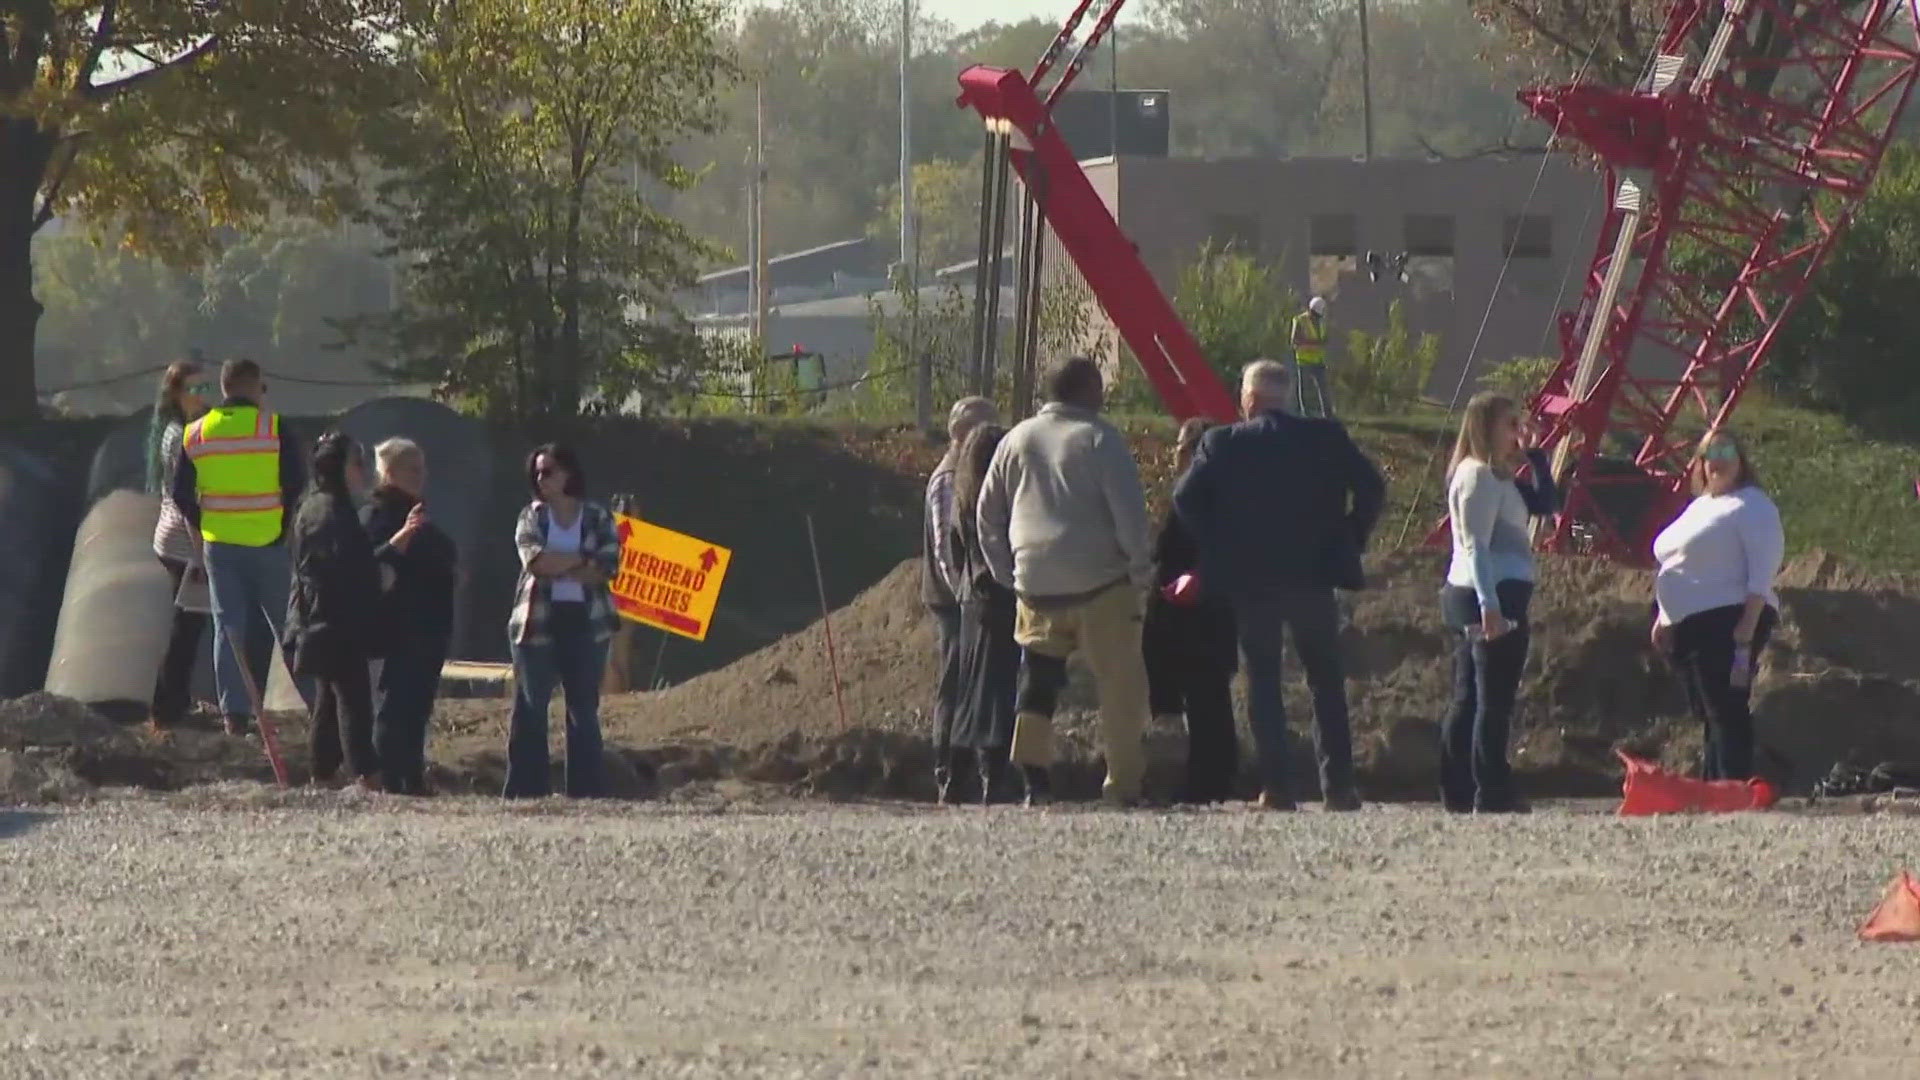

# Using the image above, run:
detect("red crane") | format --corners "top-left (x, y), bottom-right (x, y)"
top-left (956, 0), bottom-right (1920, 565)
top-left (955, 0), bottom-right (1238, 423)
top-left (1482, 0), bottom-right (1920, 563)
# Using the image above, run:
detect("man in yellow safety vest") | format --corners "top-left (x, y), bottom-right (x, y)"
top-left (1291, 295), bottom-right (1335, 419)
top-left (172, 358), bottom-right (306, 736)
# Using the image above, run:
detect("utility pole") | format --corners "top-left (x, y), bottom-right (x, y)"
top-left (903, 0), bottom-right (930, 433)
top-left (1358, 0), bottom-right (1375, 160)
top-left (753, 80), bottom-right (770, 410)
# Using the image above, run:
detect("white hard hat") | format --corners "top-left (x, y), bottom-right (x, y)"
top-left (1308, 296), bottom-right (1327, 315)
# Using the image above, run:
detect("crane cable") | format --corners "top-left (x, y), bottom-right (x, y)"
top-left (1390, 30), bottom-right (1662, 548)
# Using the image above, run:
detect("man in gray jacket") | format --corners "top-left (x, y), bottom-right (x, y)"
top-left (977, 357), bottom-right (1153, 805)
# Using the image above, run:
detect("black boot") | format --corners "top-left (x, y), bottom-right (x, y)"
top-left (1022, 765), bottom-right (1053, 807)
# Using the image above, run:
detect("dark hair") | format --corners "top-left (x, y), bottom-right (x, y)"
top-left (1046, 356), bottom-right (1103, 405)
top-left (155, 361), bottom-right (202, 426)
top-left (220, 357), bottom-right (262, 394)
top-left (1174, 416), bottom-right (1216, 467)
top-left (952, 423), bottom-right (1008, 559)
top-left (310, 430), bottom-right (362, 494)
top-left (527, 442), bottom-right (587, 499)
top-left (145, 360), bottom-right (203, 493)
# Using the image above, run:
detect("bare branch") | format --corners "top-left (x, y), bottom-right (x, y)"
top-left (82, 33), bottom-right (220, 100)
top-left (33, 133), bottom-right (87, 230)
top-left (77, 0), bottom-right (120, 88)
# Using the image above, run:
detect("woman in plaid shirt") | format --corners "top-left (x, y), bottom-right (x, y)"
top-left (503, 443), bottom-right (621, 798)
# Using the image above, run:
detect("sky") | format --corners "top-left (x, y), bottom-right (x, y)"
top-left (912, 0), bottom-right (1147, 31)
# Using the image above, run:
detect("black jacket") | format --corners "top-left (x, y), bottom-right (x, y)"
top-left (1143, 506), bottom-right (1237, 676)
top-left (361, 485), bottom-right (458, 649)
top-left (283, 485), bottom-right (384, 674)
top-left (1172, 410), bottom-right (1386, 594)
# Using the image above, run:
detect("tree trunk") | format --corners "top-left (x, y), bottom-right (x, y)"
top-left (0, 118), bottom-right (54, 422)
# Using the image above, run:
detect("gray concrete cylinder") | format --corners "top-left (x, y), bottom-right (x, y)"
top-left (43, 491), bottom-right (171, 705)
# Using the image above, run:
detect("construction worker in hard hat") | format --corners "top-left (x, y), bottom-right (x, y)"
top-left (1291, 296), bottom-right (1335, 419)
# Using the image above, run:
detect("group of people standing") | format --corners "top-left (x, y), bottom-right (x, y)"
top-left (144, 358), bottom-right (621, 797)
top-left (923, 356), bottom-right (1785, 810)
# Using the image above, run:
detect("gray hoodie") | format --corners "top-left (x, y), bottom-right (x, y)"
top-left (976, 402), bottom-right (1152, 600)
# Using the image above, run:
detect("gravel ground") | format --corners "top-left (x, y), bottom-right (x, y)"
top-left (3, 792), bottom-right (1919, 1079)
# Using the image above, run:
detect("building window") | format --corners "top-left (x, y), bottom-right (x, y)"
top-left (1310, 213), bottom-right (1357, 256)
top-left (1504, 214), bottom-right (1552, 259)
top-left (1403, 214), bottom-right (1455, 256)
top-left (1207, 213), bottom-right (1261, 257)
top-left (1309, 213), bottom-right (1358, 298)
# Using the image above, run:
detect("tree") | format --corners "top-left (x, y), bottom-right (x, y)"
top-left (1764, 146), bottom-right (1920, 434)
top-left (354, 0), bottom-right (735, 420)
top-left (868, 157), bottom-right (982, 271)
top-left (1171, 241), bottom-right (1295, 385)
top-left (0, 1), bottom-right (401, 419)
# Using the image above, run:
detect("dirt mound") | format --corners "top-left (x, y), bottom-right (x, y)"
top-left (20, 542), bottom-right (1920, 805)
top-left (561, 546), bottom-right (1920, 800)
top-left (601, 559), bottom-right (937, 745)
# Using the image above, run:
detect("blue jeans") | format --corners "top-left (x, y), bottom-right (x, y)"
top-left (204, 540), bottom-right (295, 719)
top-left (1232, 587), bottom-right (1353, 800)
top-left (504, 603), bottom-right (610, 798)
top-left (1440, 582), bottom-right (1532, 811)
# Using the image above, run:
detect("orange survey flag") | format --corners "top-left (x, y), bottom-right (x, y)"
top-left (1616, 751), bottom-right (1777, 815)
top-left (1860, 871), bottom-right (1920, 943)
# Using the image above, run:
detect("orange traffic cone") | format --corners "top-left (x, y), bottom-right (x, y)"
top-left (1858, 870), bottom-right (1920, 942)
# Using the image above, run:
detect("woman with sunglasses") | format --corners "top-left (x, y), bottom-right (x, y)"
top-left (503, 443), bottom-right (620, 798)
top-left (1650, 430), bottom-right (1784, 781)
top-left (145, 359), bottom-right (211, 737)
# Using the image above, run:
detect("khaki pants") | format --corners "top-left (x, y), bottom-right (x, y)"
top-left (1010, 583), bottom-right (1149, 800)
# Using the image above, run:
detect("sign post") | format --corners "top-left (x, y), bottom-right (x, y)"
top-left (609, 513), bottom-right (733, 642)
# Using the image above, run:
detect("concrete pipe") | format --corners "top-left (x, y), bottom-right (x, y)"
top-left (43, 491), bottom-right (171, 705)
top-left (0, 445), bottom-right (84, 696)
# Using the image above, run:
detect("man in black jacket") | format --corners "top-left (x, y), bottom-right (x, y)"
top-left (1173, 359), bottom-right (1385, 811)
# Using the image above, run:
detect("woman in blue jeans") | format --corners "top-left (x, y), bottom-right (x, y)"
top-left (503, 442), bottom-right (621, 798)
top-left (1441, 393), bottom-right (1557, 814)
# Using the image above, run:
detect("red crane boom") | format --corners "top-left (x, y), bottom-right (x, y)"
top-left (955, 0), bottom-right (1238, 423)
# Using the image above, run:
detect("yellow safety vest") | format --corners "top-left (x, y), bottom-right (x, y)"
top-left (183, 404), bottom-right (284, 546)
top-left (1292, 312), bottom-right (1327, 366)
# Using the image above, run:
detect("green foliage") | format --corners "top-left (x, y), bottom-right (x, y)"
top-left (353, 0), bottom-right (736, 421)
top-left (0, 0), bottom-right (403, 414)
top-left (1171, 242), bottom-right (1294, 388)
top-left (33, 223), bottom-right (391, 391)
top-left (868, 158), bottom-right (983, 272)
top-left (1478, 355), bottom-right (1558, 405)
top-left (1338, 301), bottom-right (1440, 415)
top-left (1760, 146), bottom-right (1920, 436)
top-left (854, 274), bottom-right (980, 420)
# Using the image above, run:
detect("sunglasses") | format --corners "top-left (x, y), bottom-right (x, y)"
top-left (1699, 441), bottom-right (1740, 463)
top-left (188, 382), bottom-right (214, 397)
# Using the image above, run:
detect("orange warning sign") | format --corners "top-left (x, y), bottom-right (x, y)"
top-left (610, 513), bottom-right (732, 641)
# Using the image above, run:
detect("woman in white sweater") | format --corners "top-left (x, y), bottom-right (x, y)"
top-left (1442, 393), bottom-right (1557, 813)
top-left (1650, 431), bottom-right (1783, 781)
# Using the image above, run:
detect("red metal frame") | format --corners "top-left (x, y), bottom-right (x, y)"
top-left (1429, 0), bottom-right (1920, 563)
top-left (955, 0), bottom-right (1239, 422)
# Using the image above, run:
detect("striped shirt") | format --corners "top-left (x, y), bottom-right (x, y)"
top-left (151, 421), bottom-right (198, 564)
